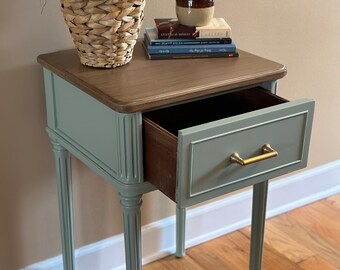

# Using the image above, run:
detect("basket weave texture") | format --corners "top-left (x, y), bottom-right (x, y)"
top-left (60, 0), bottom-right (145, 68)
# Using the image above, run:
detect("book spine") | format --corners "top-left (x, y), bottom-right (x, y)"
top-left (146, 43), bottom-right (236, 55)
top-left (149, 52), bottom-right (239, 60)
top-left (198, 29), bottom-right (231, 39)
top-left (142, 41), bottom-right (239, 60)
top-left (158, 29), bottom-right (231, 39)
top-left (150, 39), bottom-right (232, 46)
top-left (158, 32), bottom-right (195, 39)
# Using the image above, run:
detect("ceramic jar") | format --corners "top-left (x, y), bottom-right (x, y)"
top-left (176, 0), bottom-right (214, 27)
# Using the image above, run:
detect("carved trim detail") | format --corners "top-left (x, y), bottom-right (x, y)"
top-left (116, 112), bottom-right (144, 184)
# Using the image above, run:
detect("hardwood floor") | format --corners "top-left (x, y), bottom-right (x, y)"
top-left (143, 194), bottom-right (340, 270)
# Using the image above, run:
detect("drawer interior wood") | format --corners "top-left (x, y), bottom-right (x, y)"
top-left (143, 87), bottom-right (288, 201)
top-left (143, 88), bottom-right (287, 136)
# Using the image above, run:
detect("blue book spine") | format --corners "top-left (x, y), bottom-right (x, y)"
top-left (149, 39), bottom-right (232, 46)
top-left (145, 42), bottom-right (237, 55)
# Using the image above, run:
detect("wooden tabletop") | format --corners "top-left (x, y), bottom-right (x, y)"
top-left (37, 40), bottom-right (286, 113)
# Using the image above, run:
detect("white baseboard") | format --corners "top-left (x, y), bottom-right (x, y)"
top-left (25, 160), bottom-right (340, 270)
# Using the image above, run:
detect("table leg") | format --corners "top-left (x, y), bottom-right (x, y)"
top-left (176, 205), bottom-right (186, 258)
top-left (119, 192), bottom-right (143, 270)
top-left (249, 181), bottom-right (269, 270)
top-left (52, 142), bottom-right (75, 270)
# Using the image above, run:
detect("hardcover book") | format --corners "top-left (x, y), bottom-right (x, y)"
top-left (143, 39), bottom-right (237, 55)
top-left (145, 27), bottom-right (232, 46)
top-left (155, 18), bottom-right (232, 39)
top-left (142, 41), bottom-right (239, 60)
top-left (146, 52), bottom-right (239, 60)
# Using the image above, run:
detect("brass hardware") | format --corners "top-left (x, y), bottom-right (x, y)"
top-left (230, 144), bottom-right (278, 166)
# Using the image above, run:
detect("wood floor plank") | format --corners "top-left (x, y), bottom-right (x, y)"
top-left (271, 211), bottom-right (340, 267)
top-left (241, 220), bottom-right (315, 263)
top-left (288, 201), bottom-right (340, 250)
top-left (298, 256), bottom-right (340, 270)
top-left (143, 255), bottom-right (204, 270)
top-left (310, 200), bottom-right (340, 244)
top-left (237, 229), bottom-right (302, 270)
top-left (187, 231), bottom-right (249, 270)
top-left (189, 230), bottom-right (300, 270)
top-left (261, 247), bottom-right (302, 270)
top-left (143, 196), bottom-right (340, 270)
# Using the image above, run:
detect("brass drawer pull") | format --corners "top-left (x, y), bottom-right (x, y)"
top-left (230, 144), bottom-right (278, 166)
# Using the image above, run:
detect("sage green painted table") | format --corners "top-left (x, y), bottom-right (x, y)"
top-left (38, 42), bottom-right (314, 270)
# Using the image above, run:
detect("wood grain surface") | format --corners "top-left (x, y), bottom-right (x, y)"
top-left (143, 194), bottom-right (340, 270)
top-left (37, 40), bottom-right (286, 113)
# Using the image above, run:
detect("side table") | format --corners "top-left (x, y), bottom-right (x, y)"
top-left (38, 41), bottom-right (314, 270)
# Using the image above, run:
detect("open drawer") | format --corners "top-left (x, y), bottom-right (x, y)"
top-left (143, 87), bottom-right (314, 207)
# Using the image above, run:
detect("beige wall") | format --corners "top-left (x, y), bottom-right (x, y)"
top-left (1, 0), bottom-right (339, 269)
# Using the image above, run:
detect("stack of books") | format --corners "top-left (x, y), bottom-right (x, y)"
top-left (143, 18), bottom-right (238, 60)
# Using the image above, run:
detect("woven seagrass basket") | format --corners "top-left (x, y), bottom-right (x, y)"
top-left (60, 0), bottom-right (145, 68)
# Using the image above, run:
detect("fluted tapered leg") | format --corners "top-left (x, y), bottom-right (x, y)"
top-left (52, 142), bottom-right (75, 270)
top-left (119, 192), bottom-right (143, 270)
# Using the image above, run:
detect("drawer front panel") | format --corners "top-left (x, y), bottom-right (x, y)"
top-left (177, 99), bottom-right (314, 207)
